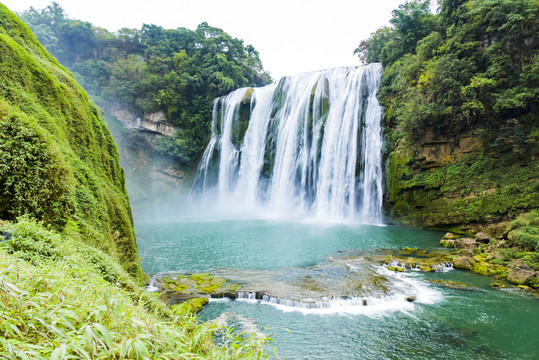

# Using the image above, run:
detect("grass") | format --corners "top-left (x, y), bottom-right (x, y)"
top-left (0, 217), bottom-right (269, 359)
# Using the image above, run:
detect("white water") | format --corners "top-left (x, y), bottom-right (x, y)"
top-left (233, 266), bottom-right (442, 317)
top-left (193, 64), bottom-right (384, 224)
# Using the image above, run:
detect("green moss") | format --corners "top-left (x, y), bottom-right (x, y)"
top-left (174, 283), bottom-right (189, 292)
top-left (506, 210), bottom-right (539, 251)
top-left (0, 5), bottom-right (144, 283)
top-left (190, 273), bottom-right (213, 284)
top-left (172, 297), bottom-right (209, 314)
top-left (470, 262), bottom-right (489, 276)
top-left (388, 146), bottom-right (538, 232)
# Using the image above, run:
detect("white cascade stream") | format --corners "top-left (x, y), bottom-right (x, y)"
top-left (192, 63), bottom-right (384, 224)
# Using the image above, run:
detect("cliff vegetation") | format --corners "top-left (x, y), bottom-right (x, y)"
top-left (0, 3), bottom-right (144, 281)
top-left (19, 2), bottom-right (272, 167)
top-left (356, 0), bottom-right (538, 234)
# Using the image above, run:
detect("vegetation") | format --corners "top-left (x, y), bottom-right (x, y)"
top-left (357, 0), bottom-right (538, 278)
top-left (0, 217), bottom-right (269, 359)
top-left (0, 3), bottom-right (146, 282)
top-left (357, 0), bottom-right (538, 148)
top-left (0, 6), bottom-right (269, 355)
top-left (19, 2), bottom-right (272, 166)
top-left (506, 209), bottom-right (539, 252)
top-left (356, 0), bottom-right (538, 231)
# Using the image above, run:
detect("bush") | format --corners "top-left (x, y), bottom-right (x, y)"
top-left (0, 103), bottom-right (72, 227)
top-left (507, 210), bottom-right (539, 251)
top-left (0, 217), bottom-right (270, 359)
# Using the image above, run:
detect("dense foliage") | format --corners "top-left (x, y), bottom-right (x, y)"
top-left (356, 0), bottom-right (538, 148)
top-left (0, 4), bottom-right (144, 282)
top-left (20, 3), bottom-right (272, 165)
top-left (0, 217), bottom-right (269, 359)
top-left (357, 0), bottom-right (538, 233)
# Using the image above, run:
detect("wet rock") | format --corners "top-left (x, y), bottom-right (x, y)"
top-left (426, 279), bottom-right (477, 290)
top-left (171, 297), bottom-right (208, 313)
top-left (507, 265), bottom-right (537, 285)
top-left (475, 232), bottom-right (490, 244)
top-left (154, 273), bottom-right (241, 312)
top-left (440, 239), bottom-right (456, 248)
top-left (406, 296), bottom-right (416, 302)
top-left (454, 238), bottom-right (478, 250)
top-left (453, 255), bottom-right (474, 269)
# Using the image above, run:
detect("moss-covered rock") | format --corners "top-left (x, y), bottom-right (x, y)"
top-left (385, 126), bottom-right (538, 235)
top-left (155, 273), bottom-right (242, 312)
top-left (0, 5), bottom-right (144, 283)
top-left (437, 224), bottom-right (539, 290)
top-left (425, 279), bottom-right (478, 291)
top-left (363, 248), bottom-right (455, 272)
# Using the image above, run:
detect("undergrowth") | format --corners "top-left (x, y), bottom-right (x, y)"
top-left (506, 210), bottom-right (539, 252)
top-left (0, 217), bottom-right (269, 359)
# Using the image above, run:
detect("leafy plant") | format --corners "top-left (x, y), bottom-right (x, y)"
top-left (0, 217), bottom-right (270, 359)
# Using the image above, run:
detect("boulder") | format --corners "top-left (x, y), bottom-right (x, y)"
top-left (475, 232), bottom-right (490, 244)
top-left (507, 261), bottom-right (537, 285)
top-left (507, 268), bottom-right (537, 285)
top-left (443, 232), bottom-right (455, 239)
top-left (440, 239), bottom-right (456, 248)
top-left (458, 248), bottom-right (474, 257)
top-left (454, 238), bottom-right (478, 250)
top-left (453, 255), bottom-right (474, 269)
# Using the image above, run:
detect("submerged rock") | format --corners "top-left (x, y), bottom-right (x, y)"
top-left (425, 279), bottom-right (477, 291)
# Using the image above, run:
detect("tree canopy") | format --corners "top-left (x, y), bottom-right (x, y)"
top-left (356, 0), bottom-right (538, 155)
top-left (20, 2), bottom-right (272, 165)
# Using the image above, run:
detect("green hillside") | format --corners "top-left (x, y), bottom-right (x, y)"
top-left (357, 0), bottom-right (539, 235)
top-left (0, 3), bottom-right (144, 281)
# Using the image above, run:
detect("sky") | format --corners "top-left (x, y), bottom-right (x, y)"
top-left (2, 0), bottom-right (404, 79)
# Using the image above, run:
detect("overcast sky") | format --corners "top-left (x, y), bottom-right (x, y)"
top-left (2, 0), bottom-right (404, 79)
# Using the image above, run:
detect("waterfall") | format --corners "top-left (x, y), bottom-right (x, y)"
top-left (192, 63), bottom-right (384, 224)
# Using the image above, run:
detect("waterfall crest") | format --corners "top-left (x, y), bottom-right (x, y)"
top-left (192, 64), bottom-right (384, 224)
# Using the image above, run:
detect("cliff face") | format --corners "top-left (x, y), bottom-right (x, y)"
top-left (385, 126), bottom-right (539, 236)
top-left (0, 5), bottom-right (145, 283)
top-left (107, 103), bottom-right (180, 136)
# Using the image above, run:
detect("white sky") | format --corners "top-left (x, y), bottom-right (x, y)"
top-left (2, 0), bottom-right (403, 79)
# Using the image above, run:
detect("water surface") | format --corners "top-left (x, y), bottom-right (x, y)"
top-left (136, 218), bottom-right (539, 359)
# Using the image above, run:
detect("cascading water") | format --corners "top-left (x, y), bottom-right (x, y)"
top-left (192, 63), bottom-right (384, 224)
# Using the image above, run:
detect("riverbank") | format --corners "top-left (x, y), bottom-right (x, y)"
top-left (0, 217), bottom-right (268, 358)
top-left (439, 210), bottom-right (539, 292)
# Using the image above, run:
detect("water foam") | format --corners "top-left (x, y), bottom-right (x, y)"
top-left (234, 269), bottom-right (442, 317)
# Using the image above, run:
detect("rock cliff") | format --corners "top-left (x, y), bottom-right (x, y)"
top-left (385, 126), bottom-right (538, 236)
top-left (108, 103), bottom-right (180, 136)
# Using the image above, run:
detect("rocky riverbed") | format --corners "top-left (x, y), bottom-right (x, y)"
top-left (148, 244), bottom-right (537, 313)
